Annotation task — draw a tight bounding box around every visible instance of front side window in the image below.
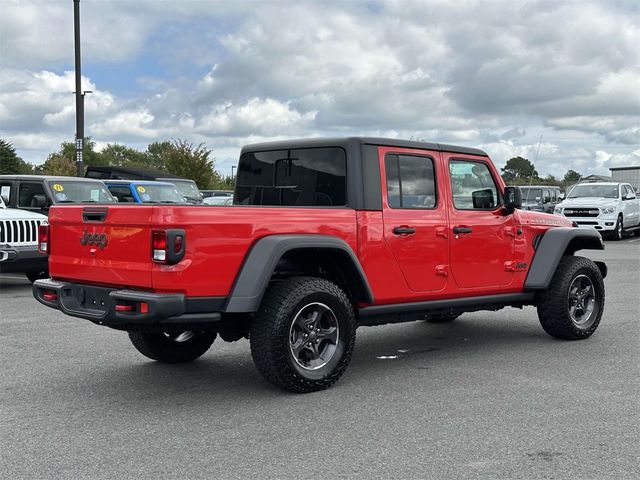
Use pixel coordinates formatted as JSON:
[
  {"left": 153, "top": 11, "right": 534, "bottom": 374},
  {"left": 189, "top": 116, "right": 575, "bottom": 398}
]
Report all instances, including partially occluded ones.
[
  {"left": 385, "top": 154, "right": 436, "bottom": 209},
  {"left": 235, "top": 147, "right": 346, "bottom": 206},
  {"left": 449, "top": 160, "right": 499, "bottom": 210}
]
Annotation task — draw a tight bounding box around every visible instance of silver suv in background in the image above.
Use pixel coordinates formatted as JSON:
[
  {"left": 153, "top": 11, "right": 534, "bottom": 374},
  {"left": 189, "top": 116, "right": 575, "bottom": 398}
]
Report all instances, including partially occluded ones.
[{"left": 519, "top": 185, "right": 562, "bottom": 214}]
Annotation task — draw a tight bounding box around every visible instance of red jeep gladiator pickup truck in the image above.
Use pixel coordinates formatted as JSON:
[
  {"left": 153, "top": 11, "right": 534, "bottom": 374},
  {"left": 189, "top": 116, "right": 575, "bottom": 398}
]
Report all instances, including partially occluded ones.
[{"left": 34, "top": 137, "right": 607, "bottom": 393}]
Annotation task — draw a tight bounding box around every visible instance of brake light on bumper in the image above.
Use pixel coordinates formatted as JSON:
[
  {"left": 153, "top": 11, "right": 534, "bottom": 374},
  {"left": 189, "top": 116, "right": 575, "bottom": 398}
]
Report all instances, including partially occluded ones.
[{"left": 38, "top": 224, "right": 49, "bottom": 254}]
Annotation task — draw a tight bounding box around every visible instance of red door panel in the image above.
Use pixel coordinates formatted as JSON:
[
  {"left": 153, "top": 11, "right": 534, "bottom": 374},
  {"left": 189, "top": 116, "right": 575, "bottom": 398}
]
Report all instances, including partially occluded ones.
[
  {"left": 380, "top": 147, "right": 449, "bottom": 293},
  {"left": 444, "top": 155, "right": 515, "bottom": 289}
]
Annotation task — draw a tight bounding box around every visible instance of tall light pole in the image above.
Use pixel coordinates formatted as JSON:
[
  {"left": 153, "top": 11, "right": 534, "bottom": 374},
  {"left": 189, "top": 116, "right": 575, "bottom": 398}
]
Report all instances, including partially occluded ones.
[
  {"left": 231, "top": 165, "right": 236, "bottom": 179},
  {"left": 73, "top": 0, "right": 84, "bottom": 177}
]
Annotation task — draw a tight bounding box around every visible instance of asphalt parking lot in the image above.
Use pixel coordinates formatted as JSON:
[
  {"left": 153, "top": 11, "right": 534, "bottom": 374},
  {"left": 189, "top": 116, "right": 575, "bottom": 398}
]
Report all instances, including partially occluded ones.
[{"left": 1, "top": 237, "right": 639, "bottom": 479}]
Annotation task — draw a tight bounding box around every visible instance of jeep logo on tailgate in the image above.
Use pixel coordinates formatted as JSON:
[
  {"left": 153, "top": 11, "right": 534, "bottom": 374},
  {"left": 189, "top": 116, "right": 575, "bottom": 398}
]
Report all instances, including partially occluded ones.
[{"left": 80, "top": 229, "right": 108, "bottom": 249}]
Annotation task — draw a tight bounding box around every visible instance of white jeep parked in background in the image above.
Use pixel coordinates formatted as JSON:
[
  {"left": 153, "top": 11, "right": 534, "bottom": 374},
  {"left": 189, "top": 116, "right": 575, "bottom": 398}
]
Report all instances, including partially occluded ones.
[
  {"left": 554, "top": 182, "right": 640, "bottom": 240},
  {"left": 0, "top": 195, "right": 49, "bottom": 281}
]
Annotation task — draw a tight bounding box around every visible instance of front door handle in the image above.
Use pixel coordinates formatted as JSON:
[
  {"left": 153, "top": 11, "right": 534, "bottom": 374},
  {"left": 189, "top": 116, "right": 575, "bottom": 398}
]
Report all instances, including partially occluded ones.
[
  {"left": 393, "top": 226, "right": 416, "bottom": 235},
  {"left": 452, "top": 226, "right": 473, "bottom": 234}
]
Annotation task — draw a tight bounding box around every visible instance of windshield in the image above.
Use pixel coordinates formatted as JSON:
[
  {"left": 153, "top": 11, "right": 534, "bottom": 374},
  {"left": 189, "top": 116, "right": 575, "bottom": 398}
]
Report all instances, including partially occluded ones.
[
  {"left": 169, "top": 180, "right": 203, "bottom": 202},
  {"left": 47, "top": 180, "right": 116, "bottom": 204},
  {"left": 521, "top": 188, "right": 543, "bottom": 203},
  {"left": 134, "top": 184, "right": 186, "bottom": 203},
  {"left": 567, "top": 185, "right": 618, "bottom": 199}
]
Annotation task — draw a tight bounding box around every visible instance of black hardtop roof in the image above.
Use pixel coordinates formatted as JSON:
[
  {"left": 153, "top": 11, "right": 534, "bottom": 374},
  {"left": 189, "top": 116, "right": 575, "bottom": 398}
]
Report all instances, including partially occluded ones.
[
  {"left": 0, "top": 174, "right": 106, "bottom": 182},
  {"left": 241, "top": 137, "right": 488, "bottom": 157},
  {"left": 85, "top": 165, "right": 187, "bottom": 180}
]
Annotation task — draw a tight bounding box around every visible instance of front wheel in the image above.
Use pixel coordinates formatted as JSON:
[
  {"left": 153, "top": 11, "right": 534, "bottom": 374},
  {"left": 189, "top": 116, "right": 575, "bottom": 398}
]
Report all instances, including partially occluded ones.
[
  {"left": 128, "top": 330, "right": 216, "bottom": 363},
  {"left": 249, "top": 277, "right": 356, "bottom": 393},
  {"left": 536, "top": 256, "right": 604, "bottom": 340},
  {"left": 611, "top": 216, "right": 623, "bottom": 240}
]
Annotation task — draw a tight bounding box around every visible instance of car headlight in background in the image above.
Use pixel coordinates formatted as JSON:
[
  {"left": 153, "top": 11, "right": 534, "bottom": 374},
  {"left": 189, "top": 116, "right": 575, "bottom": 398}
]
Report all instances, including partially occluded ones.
[{"left": 601, "top": 207, "right": 616, "bottom": 214}]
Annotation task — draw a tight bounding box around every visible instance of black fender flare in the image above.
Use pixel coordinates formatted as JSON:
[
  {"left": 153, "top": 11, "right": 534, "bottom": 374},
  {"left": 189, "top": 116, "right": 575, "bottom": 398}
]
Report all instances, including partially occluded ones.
[
  {"left": 224, "top": 235, "right": 374, "bottom": 312},
  {"left": 524, "top": 227, "right": 606, "bottom": 290}
]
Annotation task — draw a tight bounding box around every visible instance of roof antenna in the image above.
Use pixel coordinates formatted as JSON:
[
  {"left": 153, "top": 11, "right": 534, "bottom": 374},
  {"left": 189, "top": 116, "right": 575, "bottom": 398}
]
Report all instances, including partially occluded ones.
[{"left": 529, "top": 134, "right": 542, "bottom": 186}]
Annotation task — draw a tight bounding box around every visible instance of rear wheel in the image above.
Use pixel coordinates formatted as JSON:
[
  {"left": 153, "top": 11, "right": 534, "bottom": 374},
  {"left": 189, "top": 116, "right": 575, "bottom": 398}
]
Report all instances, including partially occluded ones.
[
  {"left": 250, "top": 277, "right": 356, "bottom": 393},
  {"left": 536, "top": 256, "right": 604, "bottom": 340},
  {"left": 128, "top": 330, "right": 216, "bottom": 363}
]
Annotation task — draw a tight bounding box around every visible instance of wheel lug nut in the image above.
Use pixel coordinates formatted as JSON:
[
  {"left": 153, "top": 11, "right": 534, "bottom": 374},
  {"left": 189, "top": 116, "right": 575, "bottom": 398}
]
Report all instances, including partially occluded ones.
[
  {"left": 315, "top": 339, "right": 320, "bottom": 344},
  {"left": 303, "top": 333, "right": 308, "bottom": 338},
  {"left": 307, "top": 342, "right": 312, "bottom": 347}
]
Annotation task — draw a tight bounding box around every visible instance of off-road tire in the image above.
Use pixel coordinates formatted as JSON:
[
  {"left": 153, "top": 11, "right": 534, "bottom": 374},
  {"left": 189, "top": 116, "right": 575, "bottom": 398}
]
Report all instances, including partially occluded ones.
[
  {"left": 611, "top": 215, "right": 623, "bottom": 240},
  {"left": 26, "top": 270, "right": 48, "bottom": 283},
  {"left": 424, "top": 313, "right": 461, "bottom": 323},
  {"left": 634, "top": 228, "right": 640, "bottom": 237},
  {"left": 128, "top": 330, "right": 216, "bottom": 363},
  {"left": 537, "top": 256, "right": 604, "bottom": 340},
  {"left": 249, "top": 276, "right": 356, "bottom": 393}
]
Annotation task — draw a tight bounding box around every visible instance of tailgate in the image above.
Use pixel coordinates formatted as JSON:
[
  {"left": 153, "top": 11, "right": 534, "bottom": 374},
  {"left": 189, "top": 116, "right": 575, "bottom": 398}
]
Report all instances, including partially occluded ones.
[{"left": 48, "top": 205, "right": 154, "bottom": 288}]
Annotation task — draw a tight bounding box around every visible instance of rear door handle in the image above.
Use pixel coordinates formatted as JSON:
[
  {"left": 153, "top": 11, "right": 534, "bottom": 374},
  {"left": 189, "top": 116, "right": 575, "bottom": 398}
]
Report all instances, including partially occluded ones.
[
  {"left": 452, "top": 226, "right": 473, "bottom": 234},
  {"left": 393, "top": 226, "right": 416, "bottom": 235}
]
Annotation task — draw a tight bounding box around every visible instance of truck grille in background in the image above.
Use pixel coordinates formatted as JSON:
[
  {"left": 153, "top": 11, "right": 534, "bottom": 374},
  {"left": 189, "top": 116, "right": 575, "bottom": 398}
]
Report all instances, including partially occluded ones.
[
  {"left": 0, "top": 220, "right": 43, "bottom": 246},
  {"left": 563, "top": 208, "right": 600, "bottom": 218}
]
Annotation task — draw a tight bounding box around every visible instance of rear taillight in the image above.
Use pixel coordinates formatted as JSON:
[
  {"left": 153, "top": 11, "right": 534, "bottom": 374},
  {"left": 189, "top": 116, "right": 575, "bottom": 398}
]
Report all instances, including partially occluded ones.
[
  {"left": 38, "top": 224, "right": 49, "bottom": 254},
  {"left": 151, "top": 229, "right": 186, "bottom": 265},
  {"left": 152, "top": 230, "right": 167, "bottom": 262}
]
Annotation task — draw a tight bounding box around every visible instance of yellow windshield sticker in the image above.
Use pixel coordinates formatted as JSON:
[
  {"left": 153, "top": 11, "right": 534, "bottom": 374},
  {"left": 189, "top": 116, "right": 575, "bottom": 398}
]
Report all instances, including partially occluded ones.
[
  {"left": 136, "top": 186, "right": 146, "bottom": 193},
  {"left": 53, "top": 184, "right": 64, "bottom": 192}
]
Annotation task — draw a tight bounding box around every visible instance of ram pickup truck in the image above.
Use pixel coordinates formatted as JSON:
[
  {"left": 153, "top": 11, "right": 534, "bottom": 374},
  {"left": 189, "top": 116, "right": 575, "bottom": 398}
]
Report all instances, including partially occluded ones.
[
  {"left": 34, "top": 137, "right": 608, "bottom": 393},
  {"left": 554, "top": 182, "right": 640, "bottom": 240}
]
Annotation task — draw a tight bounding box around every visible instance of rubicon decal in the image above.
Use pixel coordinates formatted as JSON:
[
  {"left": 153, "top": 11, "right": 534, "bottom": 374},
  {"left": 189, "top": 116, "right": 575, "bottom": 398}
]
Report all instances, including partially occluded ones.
[{"left": 80, "top": 229, "right": 108, "bottom": 249}]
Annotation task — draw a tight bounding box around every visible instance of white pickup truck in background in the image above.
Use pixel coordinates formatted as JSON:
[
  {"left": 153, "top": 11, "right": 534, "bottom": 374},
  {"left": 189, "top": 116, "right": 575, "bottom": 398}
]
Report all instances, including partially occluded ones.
[{"left": 554, "top": 182, "right": 640, "bottom": 240}]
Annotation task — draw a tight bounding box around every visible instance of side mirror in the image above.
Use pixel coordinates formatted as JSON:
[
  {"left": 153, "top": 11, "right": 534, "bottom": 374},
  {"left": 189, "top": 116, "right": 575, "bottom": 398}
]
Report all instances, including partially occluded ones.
[
  {"left": 625, "top": 192, "right": 636, "bottom": 200},
  {"left": 472, "top": 189, "right": 495, "bottom": 209},
  {"left": 1, "top": 194, "right": 9, "bottom": 205},
  {"left": 503, "top": 186, "right": 522, "bottom": 212}
]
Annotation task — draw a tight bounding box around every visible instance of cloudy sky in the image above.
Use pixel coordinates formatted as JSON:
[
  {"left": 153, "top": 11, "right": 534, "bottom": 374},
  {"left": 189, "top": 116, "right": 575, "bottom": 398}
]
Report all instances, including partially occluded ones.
[{"left": 1, "top": 0, "right": 638, "bottom": 177}]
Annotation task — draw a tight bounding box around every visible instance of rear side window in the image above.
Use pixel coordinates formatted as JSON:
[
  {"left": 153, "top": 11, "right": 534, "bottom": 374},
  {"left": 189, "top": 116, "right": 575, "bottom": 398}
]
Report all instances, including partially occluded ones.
[
  {"left": 235, "top": 147, "right": 346, "bottom": 206},
  {"left": 18, "top": 182, "right": 47, "bottom": 208},
  {"left": 108, "top": 186, "right": 136, "bottom": 203},
  {"left": 385, "top": 154, "right": 436, "bottom": 209}
]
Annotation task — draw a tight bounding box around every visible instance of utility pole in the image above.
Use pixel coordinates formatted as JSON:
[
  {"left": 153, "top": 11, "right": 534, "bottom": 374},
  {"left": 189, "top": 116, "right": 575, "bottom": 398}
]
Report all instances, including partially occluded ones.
[{"left": 73, "top": 0, "right": 84, "bottom": 177}]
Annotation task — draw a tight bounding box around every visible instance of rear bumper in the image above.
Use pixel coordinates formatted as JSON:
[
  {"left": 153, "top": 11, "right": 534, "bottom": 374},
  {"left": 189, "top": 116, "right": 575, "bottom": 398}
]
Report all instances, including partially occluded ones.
[
  {"left": 33, "top": 279, "right": 224, "bottom": 330},
  {"left": 0, "top": 246, "right": 48, "bottom": 273}
]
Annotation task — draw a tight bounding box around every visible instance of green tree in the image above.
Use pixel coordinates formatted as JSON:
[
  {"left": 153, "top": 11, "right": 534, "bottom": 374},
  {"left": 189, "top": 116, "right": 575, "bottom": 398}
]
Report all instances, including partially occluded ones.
[
  {"left": 0, "top": 139, "right": 33, "bottom": 174},
  {"left": 541, "top": 174, "right": 561, "bottom": 186},
  {"left": 50, "top": 137, "right": 102, "bottom": 171},
  {"left": 40, "top": 153, "right": 76, "bottom": 176},
  {"left": 98, "top": 143, "right": 151, "bottom": 168},
  {"left": 563, "top": 169, "right": 581, "bottom": 185},
  {"left": 501, "top": 156, "right": 538, "bottom": 183},
  {"left": 147, "top": 140, "right": 220, "bottom": 189},
  {"left": 211, "top": 174, "right": 235, "bottom": 191}
]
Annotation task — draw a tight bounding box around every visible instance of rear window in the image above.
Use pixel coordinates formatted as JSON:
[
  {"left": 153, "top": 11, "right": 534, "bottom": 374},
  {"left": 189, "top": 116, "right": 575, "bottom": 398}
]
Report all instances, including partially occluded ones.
[
  {"left": 46, "top": 180, "right": 115, "bottom": 204},
  {"left": 235, "top": 147, "right": 346, "bottom": 206}
]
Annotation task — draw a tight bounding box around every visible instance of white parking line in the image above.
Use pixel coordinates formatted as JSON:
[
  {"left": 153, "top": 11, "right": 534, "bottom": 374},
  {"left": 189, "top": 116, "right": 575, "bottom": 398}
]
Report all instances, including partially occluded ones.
[{"left": 0, "top": 275, "right": 27, "bottom": 280}]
